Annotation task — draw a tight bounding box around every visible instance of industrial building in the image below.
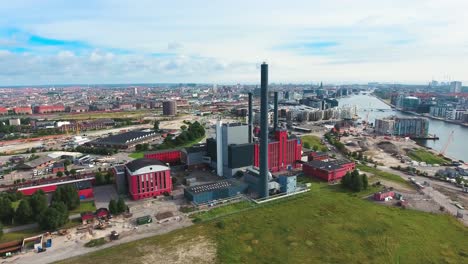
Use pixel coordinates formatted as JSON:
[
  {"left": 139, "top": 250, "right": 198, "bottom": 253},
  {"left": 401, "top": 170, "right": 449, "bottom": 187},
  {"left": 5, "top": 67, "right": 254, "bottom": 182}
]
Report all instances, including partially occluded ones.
[
  {"left": 112, "top": 165, "right": 128, "bottom": 195},
  {"left": 88, "top": 130, "right": 158, "bottom": 149},
  {"left": 145, "top": 149, "right": 181, "bottom": 165},
  {"left": 33, "top": 104, "right": 65, "bottom": 114},
  {"left": 184, "top": 179, "right": 247, "bottom": 204},
  {"left": 17, "top": 178, "right": 94, "bottom": 199},
  {"left": 253, "top": 130, "right": 302, "bottom": 172},
  {"left": 124, "top": 158, "right": 172, "bottom": 200},
  {"left": 162, "top": 101, "right": 177, "bottom": 116},
  {"left": 303, "top": 159, "right": 355, "bottom": 182},
  {"left": 181, "top": 144, "right": 208, "bottom": 169}
]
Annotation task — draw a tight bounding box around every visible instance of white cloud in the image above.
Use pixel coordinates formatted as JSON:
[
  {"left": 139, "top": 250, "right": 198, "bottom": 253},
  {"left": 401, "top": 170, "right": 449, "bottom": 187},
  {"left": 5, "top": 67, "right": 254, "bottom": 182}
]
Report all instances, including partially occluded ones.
[{"left": 0, "top": 0, "right": 468, "bottom": 85}]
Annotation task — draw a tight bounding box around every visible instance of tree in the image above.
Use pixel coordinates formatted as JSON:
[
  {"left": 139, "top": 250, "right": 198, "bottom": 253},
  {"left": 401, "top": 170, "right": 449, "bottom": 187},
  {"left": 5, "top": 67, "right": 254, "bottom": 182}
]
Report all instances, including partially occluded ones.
[
  {"left": 28, "top": 190, "right": 48, "bottom": 220},
  {"left": 0, "top": 222, "right": 3, "bottom": 240},
  {"left": 312, "top": 145, "right": 319, "bottom": 151},
  {"left": 357, "top": 152, "right": 363, "bottom": 160},
  {"left": 14, "top": 200, "right": 33, "bottom": 224},
  {"left": 456, "top": 176, "right": 463, "bottom": 185},
  {"left": 70, "top": 169, "right": 77, "bottom": 176},
  {"left": 64, "top": 159, "right": 71, "bottom": 168},
  {"left": 153, "top": 121, "right": 160, "bottom": 131},
  {"left": 56, "top": 171, "right": 63, "bottom": 177},
  {"left": 117, "top": 198, "right": 126, "bottom": 214},
  {"left": 341, "top": 172, "right": 351, "bottom": 188},
  {"left": 105, "top": 173, "right": 112, "bottom": 184},
  {"left": 108, "top": 199, "right": 118, "bottom": 214},
  {"left": 52, "top": 185, "right": 80, "bottom": 210},
  {"left": 0, "top": 198, "right": 14, "bottom": 225},
  {"left": 38, "top": 203, "right": 68, "bottom": 231},
  {"left": 95, "top": 172, "right": 104, "bottom": 185},
  {"left": 362, "top": 174, "right": 369, "bottom": 190},
  {"left": 180, "top": 125, "right": 187, "bottom": 131},
  {"left": 65, "top": 170, "right": 70, "bottom": 176},
  {"left": 352, "top": 172, "right": 363, "bottom": 192}
]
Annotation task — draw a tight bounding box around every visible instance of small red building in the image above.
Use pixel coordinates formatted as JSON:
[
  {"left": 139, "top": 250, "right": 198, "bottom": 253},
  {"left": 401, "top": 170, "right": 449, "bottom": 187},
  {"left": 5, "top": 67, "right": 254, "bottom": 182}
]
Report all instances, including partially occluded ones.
[
  {"left": 373, "top": 190, "right": 395, "bottom": 201},
  {"left": 145, "top": 150, "right": 181, "bottom": 165},
  {"left": 0, "top": 107, "right": 7, "bottom": 115},
  {"left": 13, "top": 106, "right": 32, "bottom": 115},
  {"left": 125, "top": 158, "right": 172, "bottom": 200},
  {"left": 303, "top": 159, "right": 355, "bottom": 182},
  {"left": 51, "top": 163, "right": 65, "bottom": 174},
  {"left": 308, "top": 151, "right": 329, "bottom": 161}
]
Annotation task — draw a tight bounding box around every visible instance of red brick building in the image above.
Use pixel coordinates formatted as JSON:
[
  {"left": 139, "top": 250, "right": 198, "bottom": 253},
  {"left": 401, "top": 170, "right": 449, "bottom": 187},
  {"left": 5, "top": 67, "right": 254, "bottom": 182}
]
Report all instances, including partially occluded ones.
[
  {"left": 253, "top": 130, "right": 302, "bottom": 172},
  {"left": 33, "top": 104, "right": 65, "bottom": 114},
  {"left": 308, "top": 151, "right": 329, "bottom": 161},
  {"left": 13, "top": 106, "right": 32, "bottom": 115},
  {"left": 0, "top": 107, "right": 7, "bottom": 115},
  {"left": 125, "top": 158, "right": 172, "bottom": 200},
  {"left": 303, "top": 159, "right": 355, "bottom": 182},
  {"left": 145, "top": 150, "right": 181, "bottom": 165}
]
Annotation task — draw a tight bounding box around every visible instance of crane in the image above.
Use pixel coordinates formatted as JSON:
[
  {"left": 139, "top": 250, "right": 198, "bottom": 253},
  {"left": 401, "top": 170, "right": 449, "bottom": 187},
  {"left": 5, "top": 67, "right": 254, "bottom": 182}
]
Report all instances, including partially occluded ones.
[{"left": 440, "top": 130, "right": 454, "bottom": 156}]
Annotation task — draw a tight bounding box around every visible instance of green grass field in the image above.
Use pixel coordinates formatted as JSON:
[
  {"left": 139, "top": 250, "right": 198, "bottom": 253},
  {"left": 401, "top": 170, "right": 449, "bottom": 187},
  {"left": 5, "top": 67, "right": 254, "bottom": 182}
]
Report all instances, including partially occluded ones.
[
  {"left": 59, "top": 181, "right": 467, "bottom": 264},
  {"left": 407, "top": 149, "right": 447, "bottom": 164},
  {"left": 301, "top": 135, "right": 326, "bottom": 151},
  {"left": 69, "top": 201, "right": 96, "bottom": 215},
  {"left": 357, "top": 164, "right": 411, "bottom": 187},
  {"left": 0, "top": 228, "right": 41, "bottom": 244},
  {"left": 128, "top": 152, "right": 144, "bottom": 159}
]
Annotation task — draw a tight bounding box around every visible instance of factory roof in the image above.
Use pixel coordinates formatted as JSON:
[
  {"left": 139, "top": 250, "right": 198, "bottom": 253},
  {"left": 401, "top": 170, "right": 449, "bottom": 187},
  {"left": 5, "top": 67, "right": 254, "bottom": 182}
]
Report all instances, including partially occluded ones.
[
  {"left": 184, "top": 144, "right": 206, "bottom": 153},
  {"left": 185, "top": 179, "right": 242, "bottom": 194},
  {"left": 17, "top": 156, "right": 54, "bottom": 169},
  {"left": 125, "top": 158, "right": 167, "bottom": 172},
  {"left": 95, "top": 131, "right": 156, "bottom": 145},
  {"left": 305, "top": 159, "right": 353, "bottom": 171}
]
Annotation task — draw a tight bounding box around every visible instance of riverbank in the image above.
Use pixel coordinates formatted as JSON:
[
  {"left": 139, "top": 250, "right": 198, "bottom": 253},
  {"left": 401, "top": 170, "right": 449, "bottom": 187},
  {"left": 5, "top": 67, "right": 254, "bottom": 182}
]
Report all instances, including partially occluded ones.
[{"left": 372, "top": 93, "right": 468, "bottom": 127}]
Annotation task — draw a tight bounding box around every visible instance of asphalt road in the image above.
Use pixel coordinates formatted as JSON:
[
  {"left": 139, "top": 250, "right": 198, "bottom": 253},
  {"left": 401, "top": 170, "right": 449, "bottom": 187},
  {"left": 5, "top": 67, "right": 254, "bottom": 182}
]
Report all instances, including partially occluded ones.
[{"left": 3, "top": 214, "right": 81, "bottom": 234}]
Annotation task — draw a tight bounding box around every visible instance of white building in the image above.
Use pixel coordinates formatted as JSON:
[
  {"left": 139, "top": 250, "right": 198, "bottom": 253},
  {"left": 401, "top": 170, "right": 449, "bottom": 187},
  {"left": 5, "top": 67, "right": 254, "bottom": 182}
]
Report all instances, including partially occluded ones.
[{"left": 450, "top": 81, "right": 462, "bottom": 93}]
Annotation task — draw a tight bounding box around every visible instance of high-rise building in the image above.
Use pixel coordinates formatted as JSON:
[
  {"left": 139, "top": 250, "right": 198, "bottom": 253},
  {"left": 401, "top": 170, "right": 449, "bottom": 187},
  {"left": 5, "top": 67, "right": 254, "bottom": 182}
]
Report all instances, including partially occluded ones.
[
  {"left": 162, "top": 101, "right": 177, "bottom": 116},
  {"left": 450, "top": 81, "right": 462, "bottom": 93},
  {"left": 375, "top": 116, "right": 429, "bottom": 138}
]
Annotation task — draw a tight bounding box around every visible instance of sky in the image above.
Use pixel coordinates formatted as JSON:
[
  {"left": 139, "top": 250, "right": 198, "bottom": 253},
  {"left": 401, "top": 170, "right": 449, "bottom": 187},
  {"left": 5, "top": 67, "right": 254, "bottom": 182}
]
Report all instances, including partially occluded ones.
[{"left": 0, "top": 0, "right": 467, "bottom": 86}]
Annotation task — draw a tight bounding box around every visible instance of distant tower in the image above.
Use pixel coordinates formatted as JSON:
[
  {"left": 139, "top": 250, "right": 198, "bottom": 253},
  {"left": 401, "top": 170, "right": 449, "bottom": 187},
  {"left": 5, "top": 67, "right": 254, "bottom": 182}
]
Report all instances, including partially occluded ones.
[
  {"left": 134, "top": 87, "right": 138, "bottom": 95},
  {"left": 162, "top": 101, "right": 177, "bottom": 116}
]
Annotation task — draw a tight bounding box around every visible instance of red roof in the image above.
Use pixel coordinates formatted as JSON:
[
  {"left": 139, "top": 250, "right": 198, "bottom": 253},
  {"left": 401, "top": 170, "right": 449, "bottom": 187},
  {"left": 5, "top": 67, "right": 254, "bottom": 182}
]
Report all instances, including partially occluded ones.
[{"left": 0, "top": 107, "right": 7, "bottom": 113}]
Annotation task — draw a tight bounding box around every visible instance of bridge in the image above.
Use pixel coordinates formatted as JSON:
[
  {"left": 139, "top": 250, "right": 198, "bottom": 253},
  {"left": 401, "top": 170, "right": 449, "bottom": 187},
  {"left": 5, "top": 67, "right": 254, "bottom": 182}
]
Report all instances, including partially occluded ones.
[{"left": 358, "top": 108, "right": 394, "bottom": 112}]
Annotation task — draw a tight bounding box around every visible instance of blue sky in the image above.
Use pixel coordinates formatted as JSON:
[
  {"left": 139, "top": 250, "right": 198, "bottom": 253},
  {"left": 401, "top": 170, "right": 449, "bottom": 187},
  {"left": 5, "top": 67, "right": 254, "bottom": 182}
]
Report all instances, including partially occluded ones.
[{"left": 0, "top": 0, "right": 467, "bottom": 85}]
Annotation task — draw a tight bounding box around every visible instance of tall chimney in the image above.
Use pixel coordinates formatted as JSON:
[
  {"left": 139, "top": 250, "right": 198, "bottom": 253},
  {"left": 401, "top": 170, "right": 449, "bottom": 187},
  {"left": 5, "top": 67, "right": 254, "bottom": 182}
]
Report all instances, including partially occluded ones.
[
  {"left": 273, "top": 91, "right": 278, "bottom": 131},
  {"left": 259, "top": 62, "right": 269, "bottom": 198},
  {"left": 248, "top": 92, "right": 253, "bottom": 143}
]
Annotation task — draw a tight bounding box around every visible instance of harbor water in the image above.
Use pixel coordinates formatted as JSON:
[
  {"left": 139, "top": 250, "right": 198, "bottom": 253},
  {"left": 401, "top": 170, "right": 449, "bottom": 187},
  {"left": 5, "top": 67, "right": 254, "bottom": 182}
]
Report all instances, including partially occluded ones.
[{"left": 338, "top": 94, "right": 468, "bottom": 161}]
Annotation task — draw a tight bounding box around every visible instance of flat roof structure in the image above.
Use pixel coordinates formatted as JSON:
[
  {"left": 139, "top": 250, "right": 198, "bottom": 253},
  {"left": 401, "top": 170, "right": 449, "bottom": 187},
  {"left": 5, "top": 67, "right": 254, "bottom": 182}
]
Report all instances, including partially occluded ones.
[{"left": 185, "top": 179, "right": 242, "bottom": 194}]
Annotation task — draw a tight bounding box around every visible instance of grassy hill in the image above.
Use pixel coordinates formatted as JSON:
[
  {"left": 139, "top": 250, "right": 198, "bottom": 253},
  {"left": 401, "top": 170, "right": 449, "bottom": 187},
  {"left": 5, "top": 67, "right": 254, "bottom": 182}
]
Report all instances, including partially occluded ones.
[{"left": 59, "top": 180, "right": 468, "bottom": 264}]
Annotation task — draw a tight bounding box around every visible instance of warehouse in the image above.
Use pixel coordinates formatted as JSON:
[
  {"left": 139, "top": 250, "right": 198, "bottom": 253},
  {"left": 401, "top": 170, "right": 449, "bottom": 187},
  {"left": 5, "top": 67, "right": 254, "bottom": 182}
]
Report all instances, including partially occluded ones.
[
  {"left": 125, "top": 158, "right": 172, "bottom": 200},
  {"left": 184, "top": 179, "right": 247, "bottom": 204},
  {"left": 145, "top": 149, "right": 181, "bottom": 165},
  {"left": 17, "top": 178, "right": 94, "bottom": 199},
  {"left": 303, "top": 159, "right": 355, "bottom": 182},
  {"left": 181, "top": 144, "right": 208, "bottom": 169},
  {"left": 88, "top": 130, "right": 158, "bottom": 149}
]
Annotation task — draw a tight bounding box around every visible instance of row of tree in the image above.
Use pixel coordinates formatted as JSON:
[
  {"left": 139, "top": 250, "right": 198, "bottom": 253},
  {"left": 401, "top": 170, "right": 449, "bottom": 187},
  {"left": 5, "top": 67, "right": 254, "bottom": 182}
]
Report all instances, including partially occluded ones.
[
  {"left": 95, "top": 171, "right": 114, "bottom": 185},
  {"left": 159, "top": 121, "right": 205, "bottom": 149},
  {"left": 341, "top": 169, "right": 369, "bottom": 192},
  {"left": 108, "top": 198, "right": 127, "bottom": 215},
  {"left": 0, "top": 185, "right": 80, "bottom": 230},
  {"left": 75, "top": 146, "right": 118, "bottom": 155}
]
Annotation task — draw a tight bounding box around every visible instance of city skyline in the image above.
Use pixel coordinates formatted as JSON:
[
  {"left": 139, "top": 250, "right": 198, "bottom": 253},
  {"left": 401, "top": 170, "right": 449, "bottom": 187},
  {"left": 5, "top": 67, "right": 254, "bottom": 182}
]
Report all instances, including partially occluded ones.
[{"left": 1, "top": 0, "right": 468, "bottom": 85}]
